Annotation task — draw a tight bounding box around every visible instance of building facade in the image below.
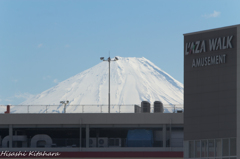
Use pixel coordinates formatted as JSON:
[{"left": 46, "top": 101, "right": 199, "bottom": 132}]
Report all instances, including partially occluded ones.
[
  {"left": 0, "top": 112, "right": 183, "bottom": 159},
  {"left": 184, "top": 24, "right": 240, "bottom": 159}
]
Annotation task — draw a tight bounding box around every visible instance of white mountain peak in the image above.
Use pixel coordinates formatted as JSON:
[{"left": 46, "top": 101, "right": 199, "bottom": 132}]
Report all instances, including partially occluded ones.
[{"left": 15, "top": 57, "right": 183, "bottom": 113}]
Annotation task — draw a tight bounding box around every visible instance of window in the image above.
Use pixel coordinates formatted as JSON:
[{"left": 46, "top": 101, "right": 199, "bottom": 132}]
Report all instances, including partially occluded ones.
[
  {"left": 186, "top": 138, "right": 236, "bottom": 158},
  {"left": 222, "top": 138, "right": 229, "bottom": 156},
  {"left": 230, "top": 138, "right": 236, "bottom": 156},
  {"left": 201, "top": 140, "right": 207, "bottom": 157},
  {"left": 208, "top": 139, "right": 214, "bottom": 157},
  {"left": 195, "top": 140, "right": 200, "bottom": 158},
  {"left": 215, "top": 139, "right": 222, "bottom": 157},
  {"left": 189, "top": 141, "right": 194, "bottom": 158}
]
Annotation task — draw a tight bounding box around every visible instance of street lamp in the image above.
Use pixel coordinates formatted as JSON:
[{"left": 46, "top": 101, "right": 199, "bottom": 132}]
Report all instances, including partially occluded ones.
[
  {"left": 100, "top": 56, "right": 118, "bottom": 113},
  {"left": 60, "top": 100, "right": 69, "bottom": 113}
]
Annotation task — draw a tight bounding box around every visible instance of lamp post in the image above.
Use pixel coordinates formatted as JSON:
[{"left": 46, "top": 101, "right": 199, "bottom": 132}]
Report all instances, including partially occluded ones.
[
  {"left": 60, "top": 100, "right": 69, "bottom": 113},
  {"left": 100, "top": 56, "right": 118, "bottom": 113}
]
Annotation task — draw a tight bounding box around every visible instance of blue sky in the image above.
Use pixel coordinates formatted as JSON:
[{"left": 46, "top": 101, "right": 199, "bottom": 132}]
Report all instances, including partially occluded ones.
[{"left": 0, "top": 0, "right": 240, "bottom": 105}]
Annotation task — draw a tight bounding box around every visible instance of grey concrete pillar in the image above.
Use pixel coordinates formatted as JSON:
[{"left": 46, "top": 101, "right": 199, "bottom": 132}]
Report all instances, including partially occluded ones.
[
  {"left": 79, "top": 119, "right": 82, "bottom": 150},
  {"left": 9, "top": 124, "right": 13, "bottom": 148},
  {"left": 163, "top": 124, "right": 166, "bottom": 147},
  {"left": 96, "top": 130, "right": 99, "bottom": 147},
  {"left": 86, "top": 124, "right": 89, "bottom": 148}
]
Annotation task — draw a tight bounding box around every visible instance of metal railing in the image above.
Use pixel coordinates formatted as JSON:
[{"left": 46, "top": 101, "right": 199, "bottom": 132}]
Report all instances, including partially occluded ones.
[{"left": 0, "top": 104, "right": 183, "bottom": 114}]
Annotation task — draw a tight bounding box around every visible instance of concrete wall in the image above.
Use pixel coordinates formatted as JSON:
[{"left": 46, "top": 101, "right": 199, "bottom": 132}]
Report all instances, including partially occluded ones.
[{"left": 0, "top": 113, "right": 183, "bottom": 125}]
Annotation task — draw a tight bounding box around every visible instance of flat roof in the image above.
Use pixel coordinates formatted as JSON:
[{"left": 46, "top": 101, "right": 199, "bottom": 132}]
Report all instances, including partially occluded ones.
[{"left": 183, "top": 24, "right": 240, "bottom": 36}]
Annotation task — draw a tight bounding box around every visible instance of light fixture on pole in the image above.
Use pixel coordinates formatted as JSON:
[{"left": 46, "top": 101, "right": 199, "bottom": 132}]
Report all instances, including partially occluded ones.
[
  {"left": 100, "top": 56, "right": 118, "bottom": 113},
  {"left": 60, "top": 100, "right": 69, "bottom": 113}
]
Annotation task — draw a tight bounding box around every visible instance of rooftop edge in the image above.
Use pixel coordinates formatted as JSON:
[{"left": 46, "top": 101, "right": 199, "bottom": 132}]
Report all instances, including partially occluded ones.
[{"left": 183, "top": 24, "right": 240, "bottom": 36}]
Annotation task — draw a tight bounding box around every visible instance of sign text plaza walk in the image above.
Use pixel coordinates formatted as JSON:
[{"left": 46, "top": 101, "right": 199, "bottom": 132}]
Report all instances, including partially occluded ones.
[{"left": 185, "top": 35, "right": 234, "bottom": 68}]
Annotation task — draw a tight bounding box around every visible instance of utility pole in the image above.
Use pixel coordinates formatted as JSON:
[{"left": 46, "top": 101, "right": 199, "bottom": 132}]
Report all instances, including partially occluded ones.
[
  {"left": 60, "top": 100, "right": 69, "bottom": 113},
  {"left": 100, "top": 56, "right": 118, "bottom": 113}
]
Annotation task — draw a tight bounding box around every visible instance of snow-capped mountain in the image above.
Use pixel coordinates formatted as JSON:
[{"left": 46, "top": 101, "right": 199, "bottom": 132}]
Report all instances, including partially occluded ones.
[{"left": 12, "top": 57, "right": 183, "bottom": 113}]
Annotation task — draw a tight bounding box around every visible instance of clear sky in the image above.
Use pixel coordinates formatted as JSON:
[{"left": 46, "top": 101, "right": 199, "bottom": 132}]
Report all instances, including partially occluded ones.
[{"left": 0, "top": 0, "right": 240, "bottom": 105}]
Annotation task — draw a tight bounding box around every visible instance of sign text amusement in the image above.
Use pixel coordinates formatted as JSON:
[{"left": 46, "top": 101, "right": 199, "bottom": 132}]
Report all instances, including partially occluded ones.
[{"left": 185, "top": 35, "right": 233, "bottom": 68}]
